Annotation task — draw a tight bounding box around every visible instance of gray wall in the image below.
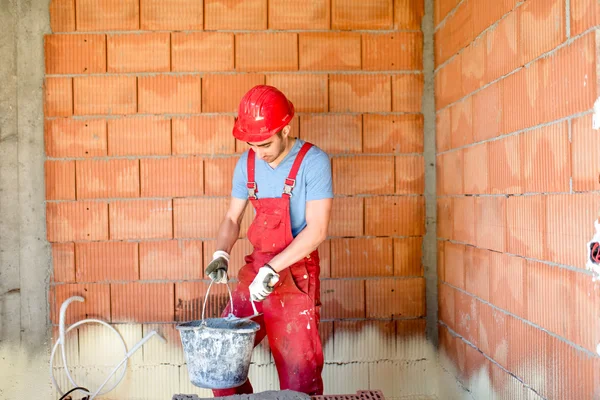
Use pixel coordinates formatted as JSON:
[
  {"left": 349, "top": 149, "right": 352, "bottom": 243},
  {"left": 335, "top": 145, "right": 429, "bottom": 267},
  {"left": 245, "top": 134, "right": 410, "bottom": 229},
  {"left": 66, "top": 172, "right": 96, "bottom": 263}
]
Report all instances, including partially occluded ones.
[{"left": 0, "top": 0, "right": 51, "bottom": 351}]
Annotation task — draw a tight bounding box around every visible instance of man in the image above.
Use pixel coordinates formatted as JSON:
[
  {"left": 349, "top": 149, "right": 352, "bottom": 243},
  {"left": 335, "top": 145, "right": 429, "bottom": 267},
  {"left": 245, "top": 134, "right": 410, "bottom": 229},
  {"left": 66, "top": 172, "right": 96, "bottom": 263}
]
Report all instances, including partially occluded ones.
[{"left": 204, "top": 85, "right": 333, "bottom": 396}]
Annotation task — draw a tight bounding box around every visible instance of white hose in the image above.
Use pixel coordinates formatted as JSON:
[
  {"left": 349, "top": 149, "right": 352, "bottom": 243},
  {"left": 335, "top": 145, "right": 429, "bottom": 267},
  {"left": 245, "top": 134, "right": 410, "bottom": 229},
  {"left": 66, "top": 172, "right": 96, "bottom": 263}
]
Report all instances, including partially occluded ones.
[{"left": 50, "top": 295, "right": 166, "bottom": 399}]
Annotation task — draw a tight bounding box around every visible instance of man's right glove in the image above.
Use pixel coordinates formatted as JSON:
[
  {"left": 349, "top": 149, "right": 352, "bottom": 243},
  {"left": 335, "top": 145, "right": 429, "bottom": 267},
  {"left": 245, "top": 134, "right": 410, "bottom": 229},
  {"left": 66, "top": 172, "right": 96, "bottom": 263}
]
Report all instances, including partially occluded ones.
[{"left": 205, "top": 250, "right": 229, "bottom": 283}]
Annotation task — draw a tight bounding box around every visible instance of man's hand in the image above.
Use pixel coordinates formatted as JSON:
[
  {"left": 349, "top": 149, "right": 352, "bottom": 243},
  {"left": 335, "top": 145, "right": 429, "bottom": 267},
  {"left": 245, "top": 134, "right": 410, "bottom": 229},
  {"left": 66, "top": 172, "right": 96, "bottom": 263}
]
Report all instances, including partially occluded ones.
[
  {"left": 249, "top": 265, "right": 280, "bottom": 302},
  {"left": 205, "top": 250, "right": 229, "bottom": 283}
]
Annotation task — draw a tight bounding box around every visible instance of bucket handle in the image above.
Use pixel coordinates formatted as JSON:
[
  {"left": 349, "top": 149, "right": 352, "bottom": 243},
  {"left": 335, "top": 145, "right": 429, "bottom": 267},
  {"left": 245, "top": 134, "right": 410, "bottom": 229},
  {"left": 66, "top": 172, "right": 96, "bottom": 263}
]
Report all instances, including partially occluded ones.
[{"left": 201, "top": 280, "right": 234, "bottom": 324}]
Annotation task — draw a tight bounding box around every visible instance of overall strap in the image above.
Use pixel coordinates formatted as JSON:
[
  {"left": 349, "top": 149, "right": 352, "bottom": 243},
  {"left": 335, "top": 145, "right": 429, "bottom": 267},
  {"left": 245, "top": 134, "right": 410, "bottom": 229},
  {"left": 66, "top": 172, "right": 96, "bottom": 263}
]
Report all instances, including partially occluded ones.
[
  {"left": 283, "top": 142, "right": 313, "bottom": 197},
  {"left": 247, "top": 149, "right": 257, "bottom": 199}
]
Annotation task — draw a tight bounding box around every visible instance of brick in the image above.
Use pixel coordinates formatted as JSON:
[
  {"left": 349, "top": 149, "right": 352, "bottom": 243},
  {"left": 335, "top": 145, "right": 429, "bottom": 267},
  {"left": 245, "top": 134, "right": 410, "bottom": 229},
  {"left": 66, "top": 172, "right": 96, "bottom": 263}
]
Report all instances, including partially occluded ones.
[
  {"left": 330, "top": 238, "right": 393, "bottom": 278},
  {"left": 332, "top": 156, "right": 394, "bottom": 195},
  {"left": 437, "top": 150, "right": 463, "bottom": 195},
  {"left": 506, "top": 195, "right": 546, "bottom": 260},
  {"left": 52, "top": 283, "right": 110, "bottom": 324},
  {"left": 569, "top": 271, "right": 600, "bottom": 352},
  {"left": 140, "top": 240, "right": 203, "bottom": 280},
  {"left": 74, "top": 76, "right": 136, "bottom": 116},
  {"left": 174, "top": 198, "right": 253, "bottom": 239},
  {"left": 485, "top": 10, "right": 519, "bottom": 84},
  {"left": 46, "top": 201, "right": 108, "bottom": 242},
  {"left": 76, "top": 0, "right": 139, "bottom": 31},
  {"left": 140, "top": 0, "right": 203, "bottom": 30},
  {"left": 487, "top": 135, "right": 521, "bottom": 194},
  {"left": 538, "top": 32, "right": 597, "bottom": 125},
  {"left": 329, "top": 75, "right": 391, "bottom": 113},
  {"left": 474, "top": 197, "right": 506, "bottom": 253},
  {"left": 521, "top": 122, "right": 571, "bottom": 193},
  {"left": 107, "top": 116, "right": 171, "bottom": 157},
  {"left": 172, "top": 32, "right": 233, "bottom": 72},
  {"left": 435, "top": 0, "right": 460, "bottom": 26},
  {"left": 44, "top": 34, "right": 106, "bottom": 74},
  {"left": 204, "top": 157, "right": 238, "bottom": 196},
  {"left": 205, "top": 0, "right": 267, "bottom": 30},
  {"left": 329, "top": 197, "right": 363, "bottom": 237},
  {"left": 45, "top": 160, "right": 75, "bottom": 201},
  {"left": 546, "top": 193, "right": 599, "bottom": 267},
  {"left": 112, "top": 282, "right": 174, "bottom": 323},
  {"left": 269, "top": 0, "right": 330, "bottom": 29},
  {"left": 320, "top": 279, "right": 365, "bottom": 319},
  {"left": 44, "top": 77, "right": 72, "bottom": 117},
  {"left": 435, "top": 55, "right": 462, "bottom": 110},
  {"left": 50, "top": 0, "right": 75, "bottom": 32},
  {"left": 394, "top": 0, "right": 424, "bottom": 30},
  {"left": 107, "top": 33, "right": 170, "bottom": 73},
  {"left": 175, "top": 281, "right": 238, "bottom": 321},
  {"left": 450, "top": 96, "right": 473, "bottom": 149},
  {"left": 472, "top": 0, "right": 516, "bottom": 38},
  {"left": 438, "top": 283, "right": 455, "bottom": 327},
  {"left": 138, "top": 75, "right": 202, "bottom": 114},
  {"left": 51, "top": 243, "right": 75, "bottom": 283},
  {"left": 45, "top": 119, "right": 107, "bottom": 158},
  {"left": 366, "top": 278, "right": 425, "bottom": 318},
  {"left": 571, "top": 0, "right": 600, "bottom": 36},
  {"left": 201, "top": 74, "right": 265, "bottom": 113},
  {"left": 363, "top": 114, "right": 424, "bottom": 154},
  {"left": 454, "top": 290, "right": 479, "bottom": 344},
  {"left": 434, "top": 0, "right": 473, "bottom": 66},
  {"left": 140, "top": 157, "right": 203, "bottom": 197},
  {"left": 172, "top": 115, "right": 235, "bottom": 155},
  {"left": 464, "top": 247, "right": 489, "bottom": 302},
  {"left": 519, "top": 0, "right": 565, "bottom": 65},
  {"left": 444, "top": 242, "right": 464, "bottom": 289},
  {"left": 298, "top": 33, "right": 360, "bottom": 71},
  {"left": 526, "top": 261, "right": 569, "bottom": 339},
  {"left": 363, "top": 33, "right": 423, "bottom": 71},
  {"left": 300, "top": 115, "right": 361, "bottom": 154},
  {"left": 461, "top": 35, "right": 485, "bottom": 96},
  {"left": 332, "top": 320, "right": 396, "bottom": 362},
  {"left": 265, "top": 74, "right": 328, "bottom": 112},
  {"left": 436, "top": 108, "right": 451, "bottom": 152},
  {"left": 76, "top": 159, "right": 140, "bottom": 199},
  {"left": 203, "top": 239, "right": 253, "bottom": 280},
  {"left": 365, "top": 196, "right": 425, "bottom": 236},
  {"left": 109, "top": 200, "right": 173, "bottom": 240},
  {"left": 472, "top": 82, "right": 502, "bottom": 142},
  {"left": 75, "top": 242, "right": 138, "bottom": 282},
  {"left": 453, "top": 196, "right": 475, "bottom": 244},
  {"left": 395, "top": 155, "right": 424, "bottom": 194},
  {"left": 437, "top": 197, "right": 453, "bottom": 240},
  {"left": 332, "top": 0, "right": 393, "bottom": 30},
  {"left": 490, "top": 252, "right": 526, "bottom": 317},
  {"left": 394, "top": 237, "right": 423, "bottom": 276},
  {"left": 463, "top": 143, "right": 488, "bottom": 194},
  {"left": 572, "top": 115, "right": 600, "bottom": 191},
  {"left": 236, "top": 33, "right": 298, "bottom": 72},
  {"left": 318, "top": 240, "right": 331, "bottom": 278},
  {"left": 391, "top": 74, "right": 423, "bottom": 113}
]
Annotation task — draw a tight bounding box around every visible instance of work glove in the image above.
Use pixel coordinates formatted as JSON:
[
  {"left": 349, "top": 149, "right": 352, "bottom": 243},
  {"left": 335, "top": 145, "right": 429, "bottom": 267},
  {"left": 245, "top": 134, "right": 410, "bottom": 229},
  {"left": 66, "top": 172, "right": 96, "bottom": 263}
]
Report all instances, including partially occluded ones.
[
  {"left": 205, "top": 250, "right": 229, "bottom": 284},
  {"left": 249, "top": 265, "right": 280, "bottom": 302}
]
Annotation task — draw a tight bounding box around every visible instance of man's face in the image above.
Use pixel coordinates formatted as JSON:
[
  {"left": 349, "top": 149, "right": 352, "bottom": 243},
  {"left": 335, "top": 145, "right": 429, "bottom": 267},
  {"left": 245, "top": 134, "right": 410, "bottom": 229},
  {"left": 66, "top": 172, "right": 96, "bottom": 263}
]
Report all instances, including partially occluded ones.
[{"left": 247, "top": 131, "right": 286, "bottom": 163}]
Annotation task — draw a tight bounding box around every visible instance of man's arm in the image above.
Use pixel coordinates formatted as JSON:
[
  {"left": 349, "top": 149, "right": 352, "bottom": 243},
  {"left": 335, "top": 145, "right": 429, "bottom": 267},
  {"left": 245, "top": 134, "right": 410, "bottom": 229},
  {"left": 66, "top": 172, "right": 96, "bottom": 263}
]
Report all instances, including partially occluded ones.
[
  {"left": 215, "top": 197, "right": 248, "bottom": 254},
  {"left": 266, "top": 197, "right": 332, "bottom": 273}
]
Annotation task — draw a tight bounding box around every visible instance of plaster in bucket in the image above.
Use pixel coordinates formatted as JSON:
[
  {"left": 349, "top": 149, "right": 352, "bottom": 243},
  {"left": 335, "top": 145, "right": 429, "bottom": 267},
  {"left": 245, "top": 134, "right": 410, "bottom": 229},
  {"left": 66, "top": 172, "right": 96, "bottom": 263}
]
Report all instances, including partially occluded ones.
[{"left": 177, "top": 281, "right": 261, "bottom": 390}]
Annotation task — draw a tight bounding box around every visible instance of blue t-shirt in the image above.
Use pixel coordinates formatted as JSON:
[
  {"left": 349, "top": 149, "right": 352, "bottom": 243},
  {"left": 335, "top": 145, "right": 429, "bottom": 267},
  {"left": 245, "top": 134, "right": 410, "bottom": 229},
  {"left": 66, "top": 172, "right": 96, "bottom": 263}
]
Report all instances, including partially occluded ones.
[{"left": 231, "top": 139, "right": 333, "bottom": 237}]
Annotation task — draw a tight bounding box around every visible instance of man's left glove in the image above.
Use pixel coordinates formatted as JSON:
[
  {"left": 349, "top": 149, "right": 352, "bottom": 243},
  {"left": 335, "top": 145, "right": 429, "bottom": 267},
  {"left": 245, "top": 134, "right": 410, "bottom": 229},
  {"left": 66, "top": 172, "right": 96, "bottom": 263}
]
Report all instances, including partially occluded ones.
[
  {"left": 249, "top": 265, "right": 280, "bottom": 302},
  {"left": 205, "top": 250, "right": 229, "bottom": 283}
]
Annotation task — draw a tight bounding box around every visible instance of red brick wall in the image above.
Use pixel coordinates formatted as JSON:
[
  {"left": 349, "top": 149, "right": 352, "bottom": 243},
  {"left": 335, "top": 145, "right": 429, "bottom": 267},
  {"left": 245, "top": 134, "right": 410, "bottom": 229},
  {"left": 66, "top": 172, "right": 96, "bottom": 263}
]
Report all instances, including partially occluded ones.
[
  {"left": 435, "top": 0, "right": 600, "bottom": 397},
  {"left": 44, "top": 0, "right": 427, "bottom": 392}
]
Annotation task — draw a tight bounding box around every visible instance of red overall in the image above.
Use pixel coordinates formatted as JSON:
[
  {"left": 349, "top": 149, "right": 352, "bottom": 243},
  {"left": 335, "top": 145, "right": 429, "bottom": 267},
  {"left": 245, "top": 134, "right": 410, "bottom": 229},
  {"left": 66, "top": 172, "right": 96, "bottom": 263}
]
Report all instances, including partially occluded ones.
[{"left": 212, "top": 142, "right": 324, "bottom": 397}]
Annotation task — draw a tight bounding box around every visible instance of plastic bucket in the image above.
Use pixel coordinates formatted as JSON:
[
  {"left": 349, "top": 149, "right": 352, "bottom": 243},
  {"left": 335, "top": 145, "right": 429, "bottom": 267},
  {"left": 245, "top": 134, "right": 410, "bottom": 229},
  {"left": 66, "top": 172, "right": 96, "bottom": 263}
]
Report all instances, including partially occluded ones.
[{"left": 176, "top": 282, "right": 260, "bottom": 389}]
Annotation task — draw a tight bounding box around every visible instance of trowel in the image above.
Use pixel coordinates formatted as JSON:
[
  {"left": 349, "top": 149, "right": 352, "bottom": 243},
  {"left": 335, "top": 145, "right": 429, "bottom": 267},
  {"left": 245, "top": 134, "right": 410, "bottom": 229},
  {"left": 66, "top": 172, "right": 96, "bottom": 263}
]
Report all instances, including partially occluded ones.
[{"left": 229, "top": 274, "right": 279, "bottom": 322}]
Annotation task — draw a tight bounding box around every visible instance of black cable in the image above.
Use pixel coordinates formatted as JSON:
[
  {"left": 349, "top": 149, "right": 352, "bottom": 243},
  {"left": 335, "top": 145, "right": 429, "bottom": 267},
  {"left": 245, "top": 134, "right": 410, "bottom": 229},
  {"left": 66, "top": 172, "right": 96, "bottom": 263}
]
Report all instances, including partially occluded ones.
[{"left": 58, "top": 386, "right": 89, "bottom": 400}]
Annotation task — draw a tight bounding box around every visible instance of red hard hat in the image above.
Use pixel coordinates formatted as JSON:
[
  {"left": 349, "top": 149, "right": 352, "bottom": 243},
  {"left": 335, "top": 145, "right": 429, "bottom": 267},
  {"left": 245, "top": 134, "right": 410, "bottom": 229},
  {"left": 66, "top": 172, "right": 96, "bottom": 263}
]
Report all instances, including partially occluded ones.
[{"left": 232, "top": 85, "right": 295, "bottom": 143}]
